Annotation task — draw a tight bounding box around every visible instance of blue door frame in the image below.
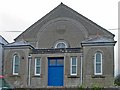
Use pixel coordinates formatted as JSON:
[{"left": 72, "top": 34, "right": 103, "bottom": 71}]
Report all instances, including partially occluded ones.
[{"left": 48, "top": 57, "right": 64, "bottom": 86}]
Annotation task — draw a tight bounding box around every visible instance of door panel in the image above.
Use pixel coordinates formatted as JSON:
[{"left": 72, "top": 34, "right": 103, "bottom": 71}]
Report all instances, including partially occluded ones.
[{"left": 48, "top": 57, "right": 64, "bottom": 86}]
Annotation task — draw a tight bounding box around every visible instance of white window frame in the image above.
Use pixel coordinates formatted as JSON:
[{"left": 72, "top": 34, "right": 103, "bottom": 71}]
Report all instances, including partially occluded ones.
[
  {"left": 70, "top": 56, "right": 77, "bottom": 75},
  {"left": 13, "top": 54, "right": 20, "bottom": 75},
  {"left": 94, "top": 52, "right": 102, "bottom": 75},
  {"left": 55, "top": 42, "right": 67, "bottom": 48},
  {"left": 34, "top": 57, "right": 41, "bottom": 76}
]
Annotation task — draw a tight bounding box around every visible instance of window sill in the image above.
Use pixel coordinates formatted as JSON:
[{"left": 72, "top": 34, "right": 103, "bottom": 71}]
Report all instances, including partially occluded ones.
[
  {"left": 92, "top": 75, "right": 105, "bottom": 78},
  {"left": 67, "top": 75, "right": 79, "bottom": 78},
  {"left": 32, "top": 75, "right": 42, "bottom": 78},
  {"left": 9, "top": 75, "right": 20, "bottom": 77}
]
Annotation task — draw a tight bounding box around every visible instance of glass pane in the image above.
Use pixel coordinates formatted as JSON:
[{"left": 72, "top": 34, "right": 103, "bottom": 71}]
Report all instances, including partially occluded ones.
[
  {"left": 72, "top": 57, "right": 76, "bottom": 65},
  {"left": 96, "top": 63, "right": 101, "bottom": 73},
  {"left": 57, "top": 43, "right": 66, "bottom": 48},
  {"left": 57, "top": 59, "right": 64, "bottom": 65},
  {"left": 50, "top": 59, "right": 56, "bottom": 65},
  {"left": 15, "top": 55, "right": 19, "bottom": 61},
  {"left": 72, "top": 66, "right": 76, "bottom": 74},
  {"left": 36, "top": 59, "right": 40, "bottom": 66},
  {"left": 96, "top": 52, "right": 101, "bottom": 62},
  {"left": 15, "top": 65, "right": 19, "bottom": 73},
  {"left": 15, "top": 56, "right": 19, "bottom": 65},
  {"left": 36, "top": 67, "right": 40, "bottom": 74}
]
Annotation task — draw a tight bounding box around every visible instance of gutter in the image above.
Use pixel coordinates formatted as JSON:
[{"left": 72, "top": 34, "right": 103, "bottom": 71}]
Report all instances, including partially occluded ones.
[{"left": 4, "top": 45, "right": 35, "bottom": 49}]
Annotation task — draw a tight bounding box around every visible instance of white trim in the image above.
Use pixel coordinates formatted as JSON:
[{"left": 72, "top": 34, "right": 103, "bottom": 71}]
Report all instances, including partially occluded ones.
[
  {"left": 28, "top": 54, "right": 32, "bottom": 86},
  {"left": 70, "top": 56, "right": 77, "bottom": 76},
  {"left": 94, "top": 52, "right": 102, "bottom": 75},
  {"left": 34, "top": 57, "right": 41, "bottom": 76},
  {"left": 55, "top": 42, "right": 68, "bottom": 48},
  {"left": 13, "top": 54, "right": 19, "bottom": 75},
  {"left": 80, "top": 54, "right": 83, "bottom": 85}
]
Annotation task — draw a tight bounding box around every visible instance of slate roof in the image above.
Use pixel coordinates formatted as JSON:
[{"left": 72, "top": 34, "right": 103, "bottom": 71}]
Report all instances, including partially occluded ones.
[
  {"left": 5, "top": 40, "right": 34, "bottom": 48},
  {"left": 82, "top": 36, "right": 114, "bottom": 43},
  {"left": 81, "top": 36, "right": 116, "bottom": 46},
  {"left": 14, "top": 3, "right": 115, "bottom": 41},
  {"left": 0, "top": 35, "right": 8, "bottom": 45}
]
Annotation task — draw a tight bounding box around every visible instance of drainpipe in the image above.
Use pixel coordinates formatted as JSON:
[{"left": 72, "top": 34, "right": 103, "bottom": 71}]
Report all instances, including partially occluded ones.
[
  {"left": 2, "top": 44, "right": 4, "bottom": 88},
  {"left": 80, "top": 53, "right": 83, "bottom": 85},
  {"left": 28, "top": 54, "right": 32, "bottom": 87}
]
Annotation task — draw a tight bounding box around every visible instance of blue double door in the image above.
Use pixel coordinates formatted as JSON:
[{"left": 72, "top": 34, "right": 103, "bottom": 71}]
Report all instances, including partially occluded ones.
[{"left": 48, "top": 57, "right": 64, "bottom": 86}]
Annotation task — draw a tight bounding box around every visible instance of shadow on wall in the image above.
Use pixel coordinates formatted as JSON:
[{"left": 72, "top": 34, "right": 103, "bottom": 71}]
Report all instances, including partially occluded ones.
[{"left": 0, "top": 76, "right": 11, "bottom": 89}]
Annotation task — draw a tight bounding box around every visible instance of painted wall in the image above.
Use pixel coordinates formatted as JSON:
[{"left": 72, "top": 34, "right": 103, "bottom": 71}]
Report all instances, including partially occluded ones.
[
  {"left": 0, "top": 36, "right": 8, "bottom": 75},
  {"left": 3, "top": 48, "right": 30, "bottom": 88},
  {"left": 83, "top": 46, "right": 114, "bottom": 87},
  {"left": 0, "top": 36, "right": 8, "bottom": 88}
]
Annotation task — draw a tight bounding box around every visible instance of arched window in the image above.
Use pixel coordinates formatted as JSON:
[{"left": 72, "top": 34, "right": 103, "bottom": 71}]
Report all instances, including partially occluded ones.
[
  {"left": 13, "top": 54, "right": 20, "bottom": 75},
  {"left": 94, "top": 51, "right": 102, "bottom": 75},
  {"left": 55, "top": 42, "right": 67, "bottom": 48}
]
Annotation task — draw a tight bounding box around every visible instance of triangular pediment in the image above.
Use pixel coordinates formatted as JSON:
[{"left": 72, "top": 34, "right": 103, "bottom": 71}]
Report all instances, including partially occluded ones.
[{"left": 15, "top": 3, "right": 115, "bottom": 41}]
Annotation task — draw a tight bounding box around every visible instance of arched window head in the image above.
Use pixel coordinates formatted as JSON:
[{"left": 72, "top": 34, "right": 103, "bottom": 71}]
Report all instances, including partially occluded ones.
[
  {"left": 13, "top": 54, "right": 20, "bottom": 75},
  {"left": 94, "top": 51, "right": 102, "bottom": 75},
  {"left": 55, "top": 42, "right": 68, "bottom": 48}
]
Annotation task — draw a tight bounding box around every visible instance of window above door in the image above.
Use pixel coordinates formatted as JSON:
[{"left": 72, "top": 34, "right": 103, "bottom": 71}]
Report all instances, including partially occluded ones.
[
  {"left": 54, "top": 40, "right": 69, "bottom": 48},
  {"left": 55, "top": 42, "right": 67, "bottom": 48}
]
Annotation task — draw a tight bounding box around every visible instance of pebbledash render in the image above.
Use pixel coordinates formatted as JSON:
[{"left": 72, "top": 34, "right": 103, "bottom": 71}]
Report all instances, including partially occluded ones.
[{"left": 3, "top": 3, "right": 116, "bottom": 88}]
